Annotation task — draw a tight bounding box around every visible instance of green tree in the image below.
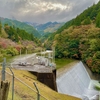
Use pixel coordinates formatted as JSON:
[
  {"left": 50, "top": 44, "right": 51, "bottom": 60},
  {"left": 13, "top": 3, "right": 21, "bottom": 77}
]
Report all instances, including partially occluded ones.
[
  {"left": 83, "top": 17, "right": 91, "bottom": 25},
  {"left": 96, "top": 12, "right": 100, "bottom": 27},
  {"left": 73, "top": 16, "right": 81, "bottom": 26},
  {"left": 15, "top": 33, "right": 19, "bottom": 42},
  {"left": 90, "top": 9, "right": 97, "bottom": 20}
]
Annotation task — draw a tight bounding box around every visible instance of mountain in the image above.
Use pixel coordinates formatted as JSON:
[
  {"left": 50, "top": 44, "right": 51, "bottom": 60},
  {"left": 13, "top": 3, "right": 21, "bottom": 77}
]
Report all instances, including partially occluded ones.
[
  {"left": 26, "top": 21, "right": 64, "bottom": 36},
  {"left": 0, "top": 22, "right": 41, "bottom": 62},
  {"left": 54, "top": 1, "right": 100, "bottom": 34},
  {"left": 0, "top": 18, "right": 41, "bottom": 38},
  {"left": 45, "top": 1, "right": 100, "bottom": 73},
  {"left": 25, "top": 22, "right": 39, "bottom": 27}
]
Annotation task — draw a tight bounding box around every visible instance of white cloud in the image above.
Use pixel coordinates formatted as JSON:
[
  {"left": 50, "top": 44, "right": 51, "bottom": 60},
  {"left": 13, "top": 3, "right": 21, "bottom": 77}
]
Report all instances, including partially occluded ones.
[
  {"left": 44, "top": 2, "right": 69, "bottom": 11},
  {"left": 0, "top": 0, "right": 99, "bottom": 23}
]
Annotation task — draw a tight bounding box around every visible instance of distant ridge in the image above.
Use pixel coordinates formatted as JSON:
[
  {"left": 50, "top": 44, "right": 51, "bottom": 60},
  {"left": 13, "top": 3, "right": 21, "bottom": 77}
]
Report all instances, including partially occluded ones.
[
  {"left": 25, "top": 21, "right": 64, "bottom": 36},
  {"left": 0, "top": 17, "right": 41, "bottom": 38}
]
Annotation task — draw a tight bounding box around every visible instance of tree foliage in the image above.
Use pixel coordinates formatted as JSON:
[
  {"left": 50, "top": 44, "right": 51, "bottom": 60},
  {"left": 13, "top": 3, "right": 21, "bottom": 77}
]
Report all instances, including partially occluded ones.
[
  {"left": 1, "top": 18, "right": 41, "bottom": 38},
  {"left": 96, "top": 12, "right": 100, "bottom": 27},
  {"left": 0, "top": 23, "right": 42, "bottom": 61},
  {"left": 44, "top": 1, "right": 100, "bottom": 73},
  {"left": 45, "top": 1, "right": 100, "bottom": 46},
  {"left": 82, "top": 17, "right": 91, "bottom": 25},
  {"left": 53, "top": 25, "right": 100, "bottom": 73},
  {"left": 4, "top": 24, "right": 39, "bottom": 43}
]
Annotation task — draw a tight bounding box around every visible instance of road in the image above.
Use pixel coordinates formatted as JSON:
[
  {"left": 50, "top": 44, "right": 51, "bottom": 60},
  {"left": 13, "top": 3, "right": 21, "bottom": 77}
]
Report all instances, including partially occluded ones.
[{"left": 12, "top": 53, "right": 37, "bottom": 64}]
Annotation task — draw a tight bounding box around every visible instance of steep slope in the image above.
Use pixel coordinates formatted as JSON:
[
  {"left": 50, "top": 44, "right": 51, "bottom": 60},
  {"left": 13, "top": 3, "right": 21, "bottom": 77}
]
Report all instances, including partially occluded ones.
[
  {"left": 0, "top": 23, "right": 41, "bottom": 62},
  {"left": 26, "top": 21, "right": 64, "bottom": 36},
  {"left": 45, "top": 1, "right": 100, "bottom": 73},
  {"left": 47, "top": 1, "right": 100, "bottom": 41},
  {"left": 1, "top": 18, "right": 41, "bottom": 38}
]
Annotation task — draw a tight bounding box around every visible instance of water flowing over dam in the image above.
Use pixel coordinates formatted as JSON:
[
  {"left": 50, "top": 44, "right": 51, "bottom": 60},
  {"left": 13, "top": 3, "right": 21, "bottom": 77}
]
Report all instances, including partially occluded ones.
[{"left": 56, "top": 61, "right": 99, "bottom": 99}]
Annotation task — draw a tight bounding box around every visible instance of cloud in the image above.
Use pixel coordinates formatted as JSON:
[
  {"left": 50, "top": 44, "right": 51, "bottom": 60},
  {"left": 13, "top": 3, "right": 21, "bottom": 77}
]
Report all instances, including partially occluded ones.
[{"left": 0, "top": 0, "right": 99, "bottom": 23}]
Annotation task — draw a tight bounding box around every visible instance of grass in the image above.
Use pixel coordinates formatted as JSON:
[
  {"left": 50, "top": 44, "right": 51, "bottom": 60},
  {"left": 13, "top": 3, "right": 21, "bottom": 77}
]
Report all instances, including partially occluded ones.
[
  {"left": 55, "top": 58, "right": 75, "bottom": 69},
  {"left": 4, "top": 69, "right": 81, "bottom": 100},
  {"left": 8, "top": 91, "right": 22, "bottom": 100}
]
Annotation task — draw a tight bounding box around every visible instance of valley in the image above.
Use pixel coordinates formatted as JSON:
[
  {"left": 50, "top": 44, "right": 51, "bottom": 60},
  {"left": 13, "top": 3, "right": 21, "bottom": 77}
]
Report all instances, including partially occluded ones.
[{"left": 0, "top": 1, "right": 100, "bottom": 100}]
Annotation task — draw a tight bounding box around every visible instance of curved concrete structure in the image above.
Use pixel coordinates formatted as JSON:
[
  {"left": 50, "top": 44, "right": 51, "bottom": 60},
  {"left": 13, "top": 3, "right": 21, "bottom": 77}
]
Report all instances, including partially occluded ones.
[{"left": 56, "top": 61, "right": 99, "bottom": 99}]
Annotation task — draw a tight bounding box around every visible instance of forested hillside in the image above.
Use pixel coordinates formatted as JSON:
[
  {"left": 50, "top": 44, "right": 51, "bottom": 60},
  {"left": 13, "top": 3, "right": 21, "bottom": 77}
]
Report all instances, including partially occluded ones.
[
  {"left": 26, "top": 21, "right": 64, "bottom": 42},
  {"left": 0, "top": 22, "right": 41, "bottom": 62},
  {"left": 54, "top": 1, "right": 100, "bottom": 34},
  {"left": 45, "top": 1, "right": 100, "bottom": 73},
  {"left": 1, "top": 18, "right": 41, "bottom": 38},
  {"left": 34, "top": 22, "right": 64, "bottom": 35}
]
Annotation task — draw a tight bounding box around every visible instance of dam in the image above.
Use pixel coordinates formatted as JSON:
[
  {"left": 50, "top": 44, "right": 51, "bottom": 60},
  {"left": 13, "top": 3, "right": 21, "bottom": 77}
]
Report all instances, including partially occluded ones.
[
  {"left": 11, "top": 52, "right": 100, "bottom": 99},
  {"left": 56, "top": 61, "right": 100, "bottom": 100}
]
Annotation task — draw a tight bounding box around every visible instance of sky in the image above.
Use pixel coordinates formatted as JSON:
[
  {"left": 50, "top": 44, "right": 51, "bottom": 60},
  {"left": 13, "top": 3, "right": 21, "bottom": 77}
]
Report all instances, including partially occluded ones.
[{"left": 0, "top": 0, "right": 99, "bottom": 24}]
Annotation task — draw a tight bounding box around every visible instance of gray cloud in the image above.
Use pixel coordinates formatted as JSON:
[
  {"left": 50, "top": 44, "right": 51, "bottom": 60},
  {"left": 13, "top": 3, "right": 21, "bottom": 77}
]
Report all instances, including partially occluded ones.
[{"left": 0, "top": 0, "right": 99, "bottom": 23}]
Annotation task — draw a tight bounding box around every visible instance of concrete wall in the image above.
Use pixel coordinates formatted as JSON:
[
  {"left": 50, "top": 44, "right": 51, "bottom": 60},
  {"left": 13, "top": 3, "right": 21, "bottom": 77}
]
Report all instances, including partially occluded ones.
[
  {"left": 30, "top": 69, "right": 57, "bottom": 91},
  {"left": 37, "top": 70, "right": 57, "bottom": 91}
]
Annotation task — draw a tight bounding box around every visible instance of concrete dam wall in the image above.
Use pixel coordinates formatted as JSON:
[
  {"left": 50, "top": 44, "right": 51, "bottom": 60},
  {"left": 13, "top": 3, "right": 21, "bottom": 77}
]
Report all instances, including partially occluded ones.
[{"left": 56, "top": 61, "right": 91, "bottom": 98}]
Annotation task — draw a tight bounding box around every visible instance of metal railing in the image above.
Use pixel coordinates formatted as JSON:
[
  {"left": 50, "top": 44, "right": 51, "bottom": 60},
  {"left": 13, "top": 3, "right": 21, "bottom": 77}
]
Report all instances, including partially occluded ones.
[{"left": 0, "top": 58, "right": 48, "bottom": 100}]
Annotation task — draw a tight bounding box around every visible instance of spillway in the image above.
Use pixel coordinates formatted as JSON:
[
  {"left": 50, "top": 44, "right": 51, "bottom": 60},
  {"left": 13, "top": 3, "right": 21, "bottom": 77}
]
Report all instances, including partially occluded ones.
[{"left": 56, "top": 61, "right": 99, "bottom": 99}]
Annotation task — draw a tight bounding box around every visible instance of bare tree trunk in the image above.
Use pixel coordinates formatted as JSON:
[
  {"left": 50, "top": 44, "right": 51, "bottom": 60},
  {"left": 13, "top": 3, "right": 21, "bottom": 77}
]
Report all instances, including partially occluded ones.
[{"left": 0, "top": 81, "right": 10, "bottom": 100}]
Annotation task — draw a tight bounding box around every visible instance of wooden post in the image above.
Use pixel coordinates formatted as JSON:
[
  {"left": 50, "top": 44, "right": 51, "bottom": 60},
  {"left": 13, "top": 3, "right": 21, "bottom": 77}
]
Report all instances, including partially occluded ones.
[{"left": 0, "top": 81, "right": 10, "bottom": 100}]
